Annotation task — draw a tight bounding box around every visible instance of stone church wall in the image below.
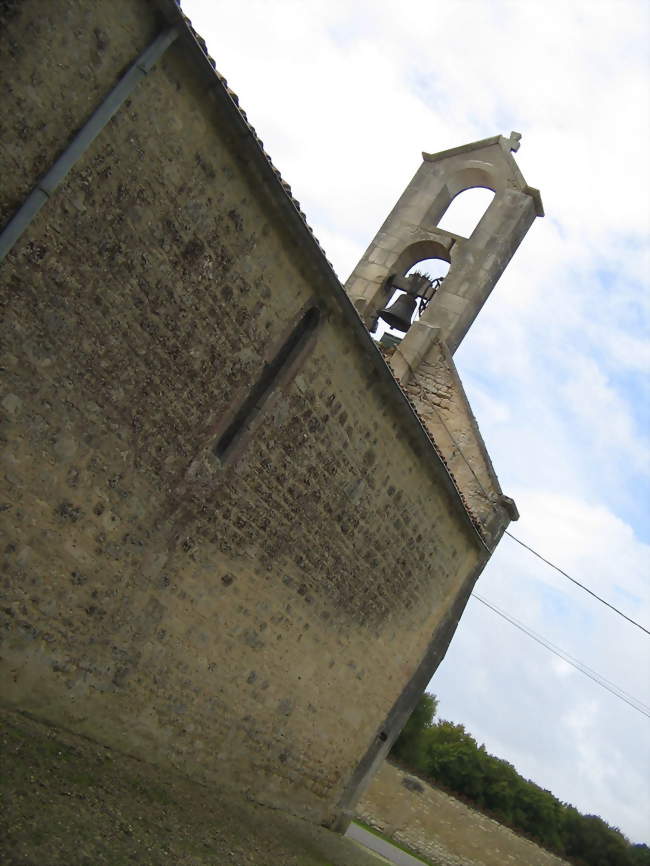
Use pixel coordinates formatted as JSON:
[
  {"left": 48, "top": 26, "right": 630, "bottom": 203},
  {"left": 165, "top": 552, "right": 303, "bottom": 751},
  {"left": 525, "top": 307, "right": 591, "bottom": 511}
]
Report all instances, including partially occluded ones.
[{"left": 0, "top": 0, "right": 486, "bottom": 826}]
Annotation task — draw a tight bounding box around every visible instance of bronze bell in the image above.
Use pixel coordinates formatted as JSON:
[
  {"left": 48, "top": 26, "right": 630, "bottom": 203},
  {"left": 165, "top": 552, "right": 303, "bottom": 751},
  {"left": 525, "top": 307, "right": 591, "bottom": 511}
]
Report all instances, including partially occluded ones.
[{"left": 378, "top": 292, "right": 417, "bottom": 332}]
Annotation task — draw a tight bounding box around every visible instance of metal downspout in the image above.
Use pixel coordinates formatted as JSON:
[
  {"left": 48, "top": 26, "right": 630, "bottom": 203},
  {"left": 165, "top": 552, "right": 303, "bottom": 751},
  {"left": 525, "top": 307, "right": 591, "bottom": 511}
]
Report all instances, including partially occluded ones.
[{"left": 0, "top": 26, "right": 179, "bottom": 264}]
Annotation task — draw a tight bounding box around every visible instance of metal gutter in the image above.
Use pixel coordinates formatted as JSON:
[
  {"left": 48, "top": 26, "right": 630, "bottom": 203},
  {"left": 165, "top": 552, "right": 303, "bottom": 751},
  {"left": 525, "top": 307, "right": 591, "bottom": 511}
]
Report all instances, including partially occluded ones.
[{"left": 0, "top": 26, "right": 179, "bottom": 264}]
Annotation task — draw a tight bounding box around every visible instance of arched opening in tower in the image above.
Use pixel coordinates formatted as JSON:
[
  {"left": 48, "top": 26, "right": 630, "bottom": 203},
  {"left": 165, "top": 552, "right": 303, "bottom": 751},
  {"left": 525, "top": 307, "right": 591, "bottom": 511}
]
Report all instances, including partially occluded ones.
[
  {"left": 437, "top": 187, "right": 495, "bottom": 237},
  {"left": 375, "top": 258, "right": 450, "bottom": 343}
]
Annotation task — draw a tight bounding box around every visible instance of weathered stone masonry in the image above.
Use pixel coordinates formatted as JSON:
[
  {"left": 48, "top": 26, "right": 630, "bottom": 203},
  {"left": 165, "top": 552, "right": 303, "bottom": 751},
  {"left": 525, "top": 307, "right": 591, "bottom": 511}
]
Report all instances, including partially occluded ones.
[
  {"left": 359, "top": 762, "right": 570, "bottom": 866},
  {"left": 0, "top": 0, "right": 539, "bottom": 831}
]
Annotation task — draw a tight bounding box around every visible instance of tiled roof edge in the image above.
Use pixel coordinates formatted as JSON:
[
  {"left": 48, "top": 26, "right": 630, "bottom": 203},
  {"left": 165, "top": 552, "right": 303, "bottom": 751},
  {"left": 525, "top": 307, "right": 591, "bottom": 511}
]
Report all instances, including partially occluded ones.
[
  {"left": 151, "top": 0, "right": 492, "bottom": 552},
  {"left": 167, "top": 0, "right": 334, "bottom": 269}
]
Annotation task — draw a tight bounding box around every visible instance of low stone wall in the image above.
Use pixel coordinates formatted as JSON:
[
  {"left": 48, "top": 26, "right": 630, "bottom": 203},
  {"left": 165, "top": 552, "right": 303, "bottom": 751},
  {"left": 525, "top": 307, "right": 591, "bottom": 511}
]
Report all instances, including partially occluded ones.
[{"left": 357, "top": 762, "right": 571, "bottom": 866}]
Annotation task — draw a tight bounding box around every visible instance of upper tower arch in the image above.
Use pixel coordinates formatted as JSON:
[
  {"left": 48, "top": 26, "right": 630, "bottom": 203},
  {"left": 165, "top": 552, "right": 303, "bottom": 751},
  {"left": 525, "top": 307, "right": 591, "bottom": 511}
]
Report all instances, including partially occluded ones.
[
  {"left": 345, "top": 132, "right": 543, "bottom": 377},
  {"left": 420, "top": 161, "right": 499, "bottom": 239},
  {"left": 446, "top": 163, "right": 499, "bottom": 196},
  {"left": 437, "top": 186, "right": 496, "bottom": 238}
]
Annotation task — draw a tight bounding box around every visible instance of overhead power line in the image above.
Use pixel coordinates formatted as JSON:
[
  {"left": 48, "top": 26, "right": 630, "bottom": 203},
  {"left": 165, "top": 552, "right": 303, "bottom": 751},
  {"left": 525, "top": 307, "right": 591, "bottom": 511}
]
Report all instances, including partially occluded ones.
[
  {"left": 472, "top": 592, "right": 650, "bottom": 719},
  {"left": 421, "top": 390, "right": 649, "bottom": 637},
  {"left": 418, "top": 392, "right": 650, "bottom": 635},
  {"left": 418, "top": 380, "right": 649, "bottom": 637},
  {"left": 504, "top": 531, "right": 650, "bottom": 637}
]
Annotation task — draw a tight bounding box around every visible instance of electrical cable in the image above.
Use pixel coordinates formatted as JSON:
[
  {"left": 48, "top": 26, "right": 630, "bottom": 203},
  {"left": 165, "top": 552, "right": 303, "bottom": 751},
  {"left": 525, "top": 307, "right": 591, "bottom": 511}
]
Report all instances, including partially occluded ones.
[
  {"left": 504, "top": 531, "right": 650, "bottom": 637},
  {"left": 474, "top": 593, "right": 649, "bottom": 710},
  {"left": 471, "top": 593, "right": 650, "bottom": 719},
  {"left": 417, "top": 400, "right": 649, "bottom": 637},
  {"left": 403, "top": 368, "right": 649, "bottom": 636}
]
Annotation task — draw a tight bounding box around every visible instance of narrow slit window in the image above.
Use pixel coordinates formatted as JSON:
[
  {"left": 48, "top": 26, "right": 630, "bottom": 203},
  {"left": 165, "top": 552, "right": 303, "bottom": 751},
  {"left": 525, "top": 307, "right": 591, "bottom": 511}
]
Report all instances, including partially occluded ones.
[{"left": 215, "top": 306, "right": 321, "bottom": 461}]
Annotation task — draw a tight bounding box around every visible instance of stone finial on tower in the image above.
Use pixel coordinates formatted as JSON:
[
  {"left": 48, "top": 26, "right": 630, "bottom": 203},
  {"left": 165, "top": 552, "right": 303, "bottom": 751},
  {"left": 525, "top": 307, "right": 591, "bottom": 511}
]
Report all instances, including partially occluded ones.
[
  {"left": 505, "top": 130, "right": 522, "bottom": 152},
  {"left": 345, "top": 133, "right": 542, "bottom": 383}
]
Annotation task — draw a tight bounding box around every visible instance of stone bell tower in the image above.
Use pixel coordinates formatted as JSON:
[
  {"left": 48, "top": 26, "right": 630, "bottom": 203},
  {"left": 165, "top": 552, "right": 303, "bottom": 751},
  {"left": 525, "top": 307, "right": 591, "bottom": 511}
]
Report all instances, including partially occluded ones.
[
  {"left": 345, "top": 132, "right": 543, "bottom": 384},
  {"left": 346, "top": 133, "right": 543, "bottom": 544}
]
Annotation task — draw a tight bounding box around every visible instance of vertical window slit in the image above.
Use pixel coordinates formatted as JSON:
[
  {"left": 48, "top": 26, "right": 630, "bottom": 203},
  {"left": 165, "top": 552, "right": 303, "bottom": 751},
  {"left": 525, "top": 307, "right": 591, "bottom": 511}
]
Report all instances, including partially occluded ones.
[{"left": 214, "top": 306, "right": 321, "bottom": 461}]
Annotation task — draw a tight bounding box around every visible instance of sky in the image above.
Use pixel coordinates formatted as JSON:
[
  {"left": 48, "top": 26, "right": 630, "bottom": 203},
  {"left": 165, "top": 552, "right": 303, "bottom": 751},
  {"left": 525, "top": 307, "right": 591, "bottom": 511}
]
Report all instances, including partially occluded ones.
[{"left": 181, "top": 0, "right": 650, "bottom": 843}]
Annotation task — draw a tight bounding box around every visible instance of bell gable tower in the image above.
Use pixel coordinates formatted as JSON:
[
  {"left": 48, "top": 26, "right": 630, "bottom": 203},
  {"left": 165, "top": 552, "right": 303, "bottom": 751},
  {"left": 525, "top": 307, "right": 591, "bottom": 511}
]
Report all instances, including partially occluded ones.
[
  {"left": 345, "top": 132, "right": 543, "bottom": 384},
  {"left": 343, "top": 134, "right": 542, "bottom": 546}
]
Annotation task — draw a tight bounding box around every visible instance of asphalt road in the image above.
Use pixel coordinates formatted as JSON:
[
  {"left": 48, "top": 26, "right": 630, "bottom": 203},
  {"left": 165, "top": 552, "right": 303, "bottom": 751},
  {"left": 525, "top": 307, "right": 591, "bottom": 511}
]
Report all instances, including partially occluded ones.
[{"left": 345, "top": 823, "right": 429, "bottom": 866}]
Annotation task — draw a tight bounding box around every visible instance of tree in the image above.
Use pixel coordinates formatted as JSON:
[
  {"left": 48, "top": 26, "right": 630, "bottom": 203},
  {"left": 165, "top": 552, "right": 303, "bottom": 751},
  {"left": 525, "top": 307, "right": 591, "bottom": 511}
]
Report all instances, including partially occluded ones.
[
  {"left": 423, "top": 720, "right": 482, "bottom": 798},
  {"left": 390, "top": 692, "right": 438, "bottom": 770},
  {"left": 629, "top": 844, "right": 650, "bottom": 866},
  {"left": 389, "top": 700, "right": 648, "bottom": 866}
]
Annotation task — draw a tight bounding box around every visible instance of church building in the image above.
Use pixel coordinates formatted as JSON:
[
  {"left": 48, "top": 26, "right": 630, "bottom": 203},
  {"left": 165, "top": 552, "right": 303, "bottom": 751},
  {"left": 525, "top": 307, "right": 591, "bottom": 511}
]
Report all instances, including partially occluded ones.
[{"left": 0, "top": 0, "right": 542, "bottom": 830}]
